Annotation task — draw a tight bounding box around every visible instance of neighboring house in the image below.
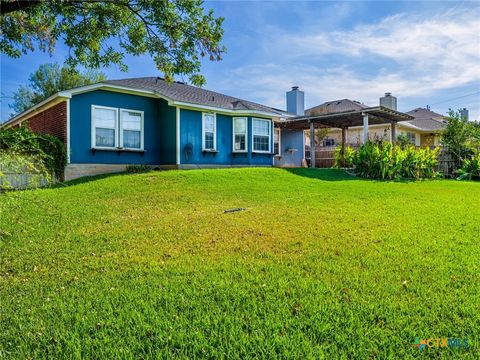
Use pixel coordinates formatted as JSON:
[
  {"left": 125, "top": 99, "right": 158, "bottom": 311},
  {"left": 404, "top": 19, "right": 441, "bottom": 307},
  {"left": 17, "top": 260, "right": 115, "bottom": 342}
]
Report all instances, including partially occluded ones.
[
  {"left": 1, "top": 77, "right": 303, "bottom": 180},
  {"left": 307, "top": 94, "right": 447, "bottom": 147}
]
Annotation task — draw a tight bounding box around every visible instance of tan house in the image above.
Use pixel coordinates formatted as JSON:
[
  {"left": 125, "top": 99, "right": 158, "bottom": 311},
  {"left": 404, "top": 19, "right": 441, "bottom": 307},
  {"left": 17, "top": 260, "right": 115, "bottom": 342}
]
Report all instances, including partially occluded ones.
[{"left": 306, "top": 94, "right": 446, "bottom": 147}]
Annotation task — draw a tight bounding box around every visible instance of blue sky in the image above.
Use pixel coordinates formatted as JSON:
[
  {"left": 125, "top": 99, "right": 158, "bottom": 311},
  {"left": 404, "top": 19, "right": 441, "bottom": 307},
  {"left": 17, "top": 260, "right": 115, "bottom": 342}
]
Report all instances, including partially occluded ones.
[{"left": 1, "top": 0, "right": 479, "bottom": 121}]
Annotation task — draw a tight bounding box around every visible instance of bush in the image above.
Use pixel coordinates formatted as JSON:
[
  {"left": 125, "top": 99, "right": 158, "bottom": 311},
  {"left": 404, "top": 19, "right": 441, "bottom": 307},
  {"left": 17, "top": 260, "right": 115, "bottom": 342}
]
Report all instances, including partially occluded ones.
[
  {"left": 353, "top": 141, "right": 440, "bottom": 180},
  {"left": 0, "top": 151, "right": 52, "bottom": 190},
  {"left": 396, "top": 133, "right": 413, "bottom": 149},
  {"left": 457, "top": 151, "right": 480, "bottom": 180},
  {"left": 0, "top": 126, "right": 67, "bottom": 178},
  {"left": 126, "top": 164, "right": 152, "bottom": 173},
  {"left": 397, "top": 145, "right": 440, "bottom": 179},
  {"left": 333, "top": 146, "right": 355, "bottom": 168}
]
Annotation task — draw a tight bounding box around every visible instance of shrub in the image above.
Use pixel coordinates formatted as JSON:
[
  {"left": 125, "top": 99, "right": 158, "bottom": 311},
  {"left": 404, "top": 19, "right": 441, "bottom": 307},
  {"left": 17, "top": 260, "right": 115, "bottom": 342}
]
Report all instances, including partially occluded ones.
[
  {"left": 398, "top": 145, "right": 440, "bottom": 179},
  {"left": 0, "top": 126, "right": 67, "bottom": 178},
  {"left": 396, "top": 133, "right": 413, "bottom": 149},
  {"left": 457, "top": 151, "right": 480, "bottom": 180},
  {"left": 353, "top": 141, "right": 440, "bottom": 180},
  {"left": 0, "top": 151, "right": 52, "bottom": 190},
  {"left": 354, "top": 141, "right": 394, "bottom": 179},
  {"left": 126, "top": 164, "right": 152, "bottom": 173},
  {"left": 333, "top": 146, "right": 355, "bottom": 168}
]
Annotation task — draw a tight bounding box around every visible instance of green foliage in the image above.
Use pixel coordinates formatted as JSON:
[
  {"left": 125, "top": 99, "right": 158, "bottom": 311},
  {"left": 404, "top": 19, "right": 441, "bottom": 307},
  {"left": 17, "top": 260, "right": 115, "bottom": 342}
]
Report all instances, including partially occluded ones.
[
  {"left": 305, "top": 128, "right": 329, "bottom": 145},
  {"left": 333, "top": 145, "right": 355, "bottom": 168},
  {"left": 126, "top": 164, "right": 153, "bottom": 173},
  {"left": 457, "top": 150, "right": 480, "bottom": 180},
  {"left": 441, "top": 109, "right": 480, "bottom": 163},
  {"left": 353, "top": 141, "right": 440, "bottom": 180},
  {"left": 1, "top": 168, "right": 479, "bottom": 357},
  {"left": 1, "top": 0, "right": 225, "bottom": 86},
  {"left": 0, "top": 126, "right": 67, "bottom": 177},
  {"left": 396, "top": 133, "right": 413, "bottom": 149},
  {"left": 11, "top": 63, "right": 105, "bottom": 114},
  {"left": 0, "top": 152, "right": 51, "bottom": 190}
]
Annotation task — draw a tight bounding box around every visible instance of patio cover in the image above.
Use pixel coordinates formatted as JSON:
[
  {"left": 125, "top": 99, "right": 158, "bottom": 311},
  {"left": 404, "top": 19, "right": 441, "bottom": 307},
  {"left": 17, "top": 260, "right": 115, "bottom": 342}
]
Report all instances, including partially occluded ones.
[
  {"left": 277, "top": 106, "right": 414, "bottom": 168},
  {"left": 278, "top": 106, "right": 413, "bottom": 130}
]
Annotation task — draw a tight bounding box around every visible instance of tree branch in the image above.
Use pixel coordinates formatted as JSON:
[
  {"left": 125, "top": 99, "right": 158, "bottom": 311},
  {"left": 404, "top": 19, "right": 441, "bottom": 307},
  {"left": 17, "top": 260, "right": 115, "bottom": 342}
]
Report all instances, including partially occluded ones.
[{"left": 1, "top": 0, "right": 43, "bottom": 15}]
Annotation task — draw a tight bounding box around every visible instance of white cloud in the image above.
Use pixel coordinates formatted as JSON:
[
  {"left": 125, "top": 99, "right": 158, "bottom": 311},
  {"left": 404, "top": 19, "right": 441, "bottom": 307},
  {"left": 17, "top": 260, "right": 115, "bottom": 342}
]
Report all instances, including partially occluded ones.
[{"left": 213, "top": 6, "right": 480, "bottom": 118}]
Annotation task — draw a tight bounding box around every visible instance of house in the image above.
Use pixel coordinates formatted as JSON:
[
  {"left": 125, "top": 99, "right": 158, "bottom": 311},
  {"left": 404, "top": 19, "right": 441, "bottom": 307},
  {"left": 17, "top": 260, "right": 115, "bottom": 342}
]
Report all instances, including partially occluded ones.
[
  {"left": 2, "top": 77, "right": 305, "bottom": 180},
  {"left": 306, "top": 94, "right": 447, "bottom": 147},
  {"left": 1, "top": 78, "right": 451, "bottom": 177}
]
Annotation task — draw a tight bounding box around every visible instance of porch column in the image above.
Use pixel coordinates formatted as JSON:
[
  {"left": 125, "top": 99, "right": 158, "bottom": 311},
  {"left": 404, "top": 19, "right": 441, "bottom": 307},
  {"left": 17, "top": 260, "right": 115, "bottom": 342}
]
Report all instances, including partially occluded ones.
[
  {"left": 390, "top": 121, "right": 396, "bottom": 144},
  {"left": 310, "top": 121, "right": 316, "bottom": 168},
  {"left": 362, "top": 112, "right": 369, "bottom": 144},
  {"left": 341, "top": 127, "right": 347, "bottom": 167}
]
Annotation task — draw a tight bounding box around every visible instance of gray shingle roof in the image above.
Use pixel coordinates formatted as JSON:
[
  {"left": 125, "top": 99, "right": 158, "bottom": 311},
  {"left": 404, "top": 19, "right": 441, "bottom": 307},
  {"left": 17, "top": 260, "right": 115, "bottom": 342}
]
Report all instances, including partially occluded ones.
[
  {"left": 305, "top": 99, "right": 369, "bottom": 116},
  {"left": 404, "top": 108, "right": 447, "bottom": 131},
  {"left": 103, "top": 77, "right": 286, "bottom": 116}
]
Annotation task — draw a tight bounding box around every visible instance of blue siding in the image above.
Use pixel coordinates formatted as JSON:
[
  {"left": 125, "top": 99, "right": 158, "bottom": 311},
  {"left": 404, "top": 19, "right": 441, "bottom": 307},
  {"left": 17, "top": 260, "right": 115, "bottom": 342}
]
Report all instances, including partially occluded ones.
[
  {"left": 274, "top": 129, "right": 305, "bottom": 167},
  {"left": 69, "top": 89, "right": 275, "bottom": 167},
  {"left": 69, "top": 90, "right": 176, "bottom": 165},
  {"left": 179, "top": 109, "right": 273, "bottom": 166}
]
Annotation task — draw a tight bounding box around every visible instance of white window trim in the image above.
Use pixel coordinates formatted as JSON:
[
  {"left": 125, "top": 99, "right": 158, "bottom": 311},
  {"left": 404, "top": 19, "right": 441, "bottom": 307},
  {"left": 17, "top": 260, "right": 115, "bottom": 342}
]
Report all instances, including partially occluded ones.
[
  {"left": 273, "top": 127, "right": 282, "bottom": 156},
  {"left": 119, "top": 108, "right": 144, "bottom": 150},
  {"left": 91, "top": 105, "right": 119, "bottom": 150},
  {"left": 202, "top": 112, "right": 217, "bottom": 151},
  {"left": 252, "top": 118, "right": 272, "bottom": 153},
  {"left": 274, "top": 127, "right": 281, "bottom": 156},
  {"left": 232, "top": 117, "right": 248, "bottom": 153}
]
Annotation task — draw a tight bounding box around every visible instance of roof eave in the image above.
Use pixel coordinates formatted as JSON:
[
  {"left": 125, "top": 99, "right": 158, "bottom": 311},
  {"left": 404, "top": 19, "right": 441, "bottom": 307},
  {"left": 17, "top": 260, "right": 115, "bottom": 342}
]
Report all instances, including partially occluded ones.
[{"left": 1, "top": 92, "right": 71, "bottom": 128}]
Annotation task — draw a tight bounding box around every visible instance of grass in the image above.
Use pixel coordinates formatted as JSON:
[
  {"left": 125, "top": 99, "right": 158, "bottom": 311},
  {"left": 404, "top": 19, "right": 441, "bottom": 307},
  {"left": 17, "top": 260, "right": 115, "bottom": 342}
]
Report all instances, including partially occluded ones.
[{"left": 0, "top": 168, "right": 479, "bottom": 359}]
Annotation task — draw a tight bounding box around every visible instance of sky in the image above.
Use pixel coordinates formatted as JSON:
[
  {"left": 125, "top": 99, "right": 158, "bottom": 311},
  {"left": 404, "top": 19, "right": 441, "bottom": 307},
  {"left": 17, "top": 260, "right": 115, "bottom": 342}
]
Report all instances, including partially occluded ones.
[{"left": 1, "top": 0, "right": 479, "bottom": 122}]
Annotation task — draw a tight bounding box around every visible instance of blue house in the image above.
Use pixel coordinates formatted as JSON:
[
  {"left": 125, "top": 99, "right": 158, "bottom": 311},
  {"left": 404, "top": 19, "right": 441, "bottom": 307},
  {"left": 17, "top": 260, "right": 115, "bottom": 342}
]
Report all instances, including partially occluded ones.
[{"left": 2, "top": 77, "right": 306, "bottom": 180}]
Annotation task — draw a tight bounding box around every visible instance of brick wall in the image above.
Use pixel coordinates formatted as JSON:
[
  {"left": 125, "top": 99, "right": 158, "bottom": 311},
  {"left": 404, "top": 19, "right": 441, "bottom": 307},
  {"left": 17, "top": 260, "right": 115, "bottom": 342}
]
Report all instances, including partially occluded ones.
[{"left": 27, "top": 101, "right": 67, "bottom": 144}]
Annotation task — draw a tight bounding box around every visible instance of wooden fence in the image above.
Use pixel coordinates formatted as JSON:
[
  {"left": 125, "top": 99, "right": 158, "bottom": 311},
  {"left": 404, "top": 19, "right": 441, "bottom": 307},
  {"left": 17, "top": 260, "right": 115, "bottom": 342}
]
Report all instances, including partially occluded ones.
[
  {"left": 436, "top": 150, "right": 459, "bottom": 178},
  {"left": 306, "top": 145, "right": 359, "bottom": 168}
]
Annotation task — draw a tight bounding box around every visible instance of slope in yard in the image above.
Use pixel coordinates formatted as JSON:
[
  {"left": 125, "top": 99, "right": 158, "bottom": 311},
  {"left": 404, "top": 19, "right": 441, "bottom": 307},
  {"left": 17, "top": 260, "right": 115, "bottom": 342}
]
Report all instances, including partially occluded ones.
[{"left": 0, "top": 168, "right": 479, "bottom": 358}]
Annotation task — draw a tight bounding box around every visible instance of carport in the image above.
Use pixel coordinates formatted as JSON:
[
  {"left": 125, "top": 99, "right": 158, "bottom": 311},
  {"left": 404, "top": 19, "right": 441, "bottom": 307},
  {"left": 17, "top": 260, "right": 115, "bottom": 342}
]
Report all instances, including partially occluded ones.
[{"left": 277, "top": 106, "right": 414, "bottom": 168}]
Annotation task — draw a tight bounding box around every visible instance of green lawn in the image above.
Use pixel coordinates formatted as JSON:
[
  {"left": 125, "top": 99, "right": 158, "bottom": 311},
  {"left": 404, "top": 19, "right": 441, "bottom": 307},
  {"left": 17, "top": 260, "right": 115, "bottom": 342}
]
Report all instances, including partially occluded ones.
[{"left": 1, "top": 168, "right": 479, "bottom": 359}]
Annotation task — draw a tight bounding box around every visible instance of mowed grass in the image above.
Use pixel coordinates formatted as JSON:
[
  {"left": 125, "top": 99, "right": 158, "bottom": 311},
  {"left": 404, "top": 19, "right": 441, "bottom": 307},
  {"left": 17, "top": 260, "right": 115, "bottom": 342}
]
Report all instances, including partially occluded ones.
[{"left": 0, "top": 168, "right": 479, "bottom": 359}]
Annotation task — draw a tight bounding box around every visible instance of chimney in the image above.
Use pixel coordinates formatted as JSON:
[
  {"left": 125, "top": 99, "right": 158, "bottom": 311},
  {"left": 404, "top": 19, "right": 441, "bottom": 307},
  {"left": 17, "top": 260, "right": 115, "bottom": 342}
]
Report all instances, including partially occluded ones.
[
  {"left": 286, "top": 86, "right": 304, "bottom": 115},
  {"left": 459, "top": 108, "right": 469, "bottom": 120},
  {"left": 380, "top": 92, "right": 397, "bottom": 111}
]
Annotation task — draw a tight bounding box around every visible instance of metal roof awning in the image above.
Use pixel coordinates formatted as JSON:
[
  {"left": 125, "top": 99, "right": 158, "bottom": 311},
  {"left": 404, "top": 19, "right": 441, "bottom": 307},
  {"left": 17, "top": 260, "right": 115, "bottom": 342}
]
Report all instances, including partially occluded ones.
[{"left": 278, "top": 106, "right": 414, "bottom": 130}]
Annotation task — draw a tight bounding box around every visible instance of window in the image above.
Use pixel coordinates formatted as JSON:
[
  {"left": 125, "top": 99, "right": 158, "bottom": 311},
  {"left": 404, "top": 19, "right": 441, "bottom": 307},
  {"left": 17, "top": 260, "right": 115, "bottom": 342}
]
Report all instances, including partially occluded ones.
[
  {"left": 323, "top": 138, "right": 335, "bottom": 147},
  {"left": 406, "top": 132, "right": 416, "bottom": 144},
  {"left": 92, "top": 106, "right": 118, "bottom": 148},
  {"left": 252, "top": 118, "right": 271, "bottom": 152},
  {"left": 121, "top": 109, "right": 143, "bottom": 149},
  {"left": 91, "top": 105, "right": 144, "bottom": 150},
  {"left": 202, "top": 113, "right": 216, "bottom": 150},
  {"left": 274, "top": 127, "right": 281, "bottom": 155},
  {"left": 233, "top": 117, "right": 247, "bottom": 152}
]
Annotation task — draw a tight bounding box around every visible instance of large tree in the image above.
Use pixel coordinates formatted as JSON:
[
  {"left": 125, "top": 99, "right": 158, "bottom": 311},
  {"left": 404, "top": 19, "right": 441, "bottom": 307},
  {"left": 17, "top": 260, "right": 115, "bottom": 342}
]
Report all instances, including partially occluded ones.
[
  {"left": 11, "top": 63, "right": 106, "bottom": 114},
  {"left": 441, "top": 109, "right": 480, "bottom": 163},
  {"left": 0, "top": 0, "right": 225, "bottom": 86}
]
